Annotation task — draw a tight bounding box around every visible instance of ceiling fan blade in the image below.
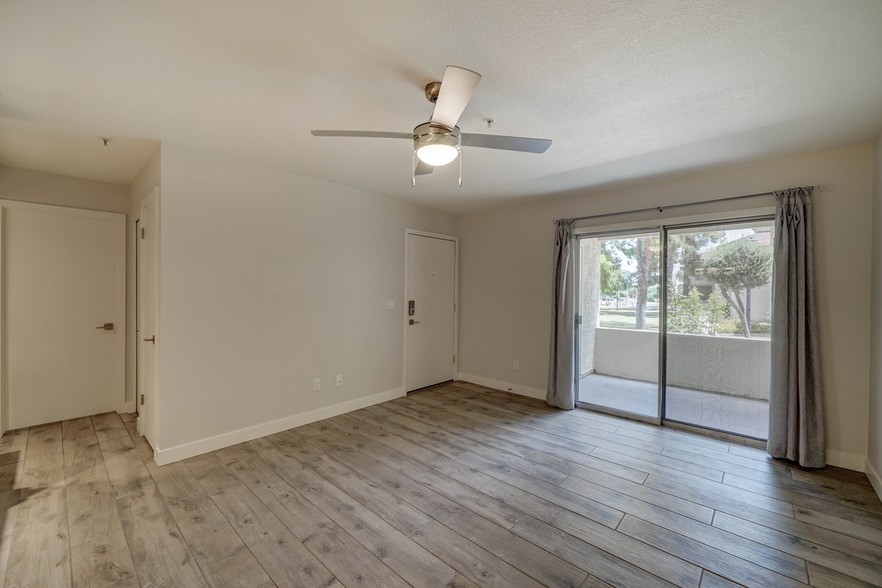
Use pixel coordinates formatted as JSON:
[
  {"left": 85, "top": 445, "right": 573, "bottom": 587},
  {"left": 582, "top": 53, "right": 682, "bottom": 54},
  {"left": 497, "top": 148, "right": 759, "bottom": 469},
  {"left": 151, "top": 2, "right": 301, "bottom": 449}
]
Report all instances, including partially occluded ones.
[
  {"left": 430, "top": 66, "right": 481, "bottom": 129},
  {"left": 414, "top": 160, "right": 434, "bottom": 175},
  {"left": 311, "top": 130, "right": 412, "bottom": 139},
  {"left": 461, "top": 133, "right": 552, "bottom": 153}
]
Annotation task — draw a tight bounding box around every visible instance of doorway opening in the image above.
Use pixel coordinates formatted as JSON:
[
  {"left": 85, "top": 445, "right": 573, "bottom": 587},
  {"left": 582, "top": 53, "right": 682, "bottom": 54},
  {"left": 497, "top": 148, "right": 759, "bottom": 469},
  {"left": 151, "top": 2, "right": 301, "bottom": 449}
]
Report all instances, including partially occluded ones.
[{"left": 577, "top": 231, "right": 660, "bottom": 420}]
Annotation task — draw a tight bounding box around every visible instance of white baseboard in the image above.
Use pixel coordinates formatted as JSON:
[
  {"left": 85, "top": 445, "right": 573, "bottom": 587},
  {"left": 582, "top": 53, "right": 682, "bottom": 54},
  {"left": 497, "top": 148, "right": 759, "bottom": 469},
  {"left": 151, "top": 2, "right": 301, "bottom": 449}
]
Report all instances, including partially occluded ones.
[
  {"left": 456, "top": 372, "right": 546, "bottom": 400},
  {"left": 825, "top": 449, "right": 866, "bottom": 472},
  {"left": 866, "top": 458, "right": 882, "bottom": 502},
  {"left": 154, "top": 387, "right": 405, "bottom": 466}
]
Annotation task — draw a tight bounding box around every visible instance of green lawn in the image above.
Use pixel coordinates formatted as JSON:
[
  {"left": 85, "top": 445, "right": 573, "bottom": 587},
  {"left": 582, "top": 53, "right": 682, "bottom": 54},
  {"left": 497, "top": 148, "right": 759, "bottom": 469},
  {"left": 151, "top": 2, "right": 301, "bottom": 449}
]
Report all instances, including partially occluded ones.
[
  {"left": 598, "top": 308, "right": 659, "bottom": 330},
  {"left": 597, "top": 307, "right": 771, "bottom": 338}
]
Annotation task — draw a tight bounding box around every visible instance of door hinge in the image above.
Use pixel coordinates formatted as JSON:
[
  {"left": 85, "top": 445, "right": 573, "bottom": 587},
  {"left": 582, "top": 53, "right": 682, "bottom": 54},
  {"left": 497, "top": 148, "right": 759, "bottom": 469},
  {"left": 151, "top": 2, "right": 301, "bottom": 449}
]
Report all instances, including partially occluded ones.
[
  {"left": 140, "top": 227, "right": 145, "bottom": 239},
  {"left": 453, "top": 302, "right": 456, "bottom": 312},
  {"left": 453, "top": 354, "right": 456, "bottom": 364},
  {"left": 140, "top": 394, "right": 145, "bottom": 406}
]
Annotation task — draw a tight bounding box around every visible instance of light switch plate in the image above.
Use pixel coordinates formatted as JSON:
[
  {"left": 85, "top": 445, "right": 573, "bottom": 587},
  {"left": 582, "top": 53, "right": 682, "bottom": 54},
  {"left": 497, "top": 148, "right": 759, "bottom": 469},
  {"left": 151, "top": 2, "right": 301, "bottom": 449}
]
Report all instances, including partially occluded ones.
[{"left": 385, "top": 299, "right": 395, "bottom": 310}]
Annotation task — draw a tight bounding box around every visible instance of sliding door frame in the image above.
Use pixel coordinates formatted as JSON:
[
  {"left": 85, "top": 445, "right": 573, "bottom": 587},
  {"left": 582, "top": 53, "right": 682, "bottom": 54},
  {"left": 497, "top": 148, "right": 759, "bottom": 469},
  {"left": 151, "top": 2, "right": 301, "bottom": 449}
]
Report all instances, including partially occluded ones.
[
  {"left": 659, "top": 214, "right": 775, "bottom": 440},
  {"left": 574, "top": 226, "right": 664, "bottom": 426},
  {"left": 575, "top": 212, "right": 776, "bottom": 441}
]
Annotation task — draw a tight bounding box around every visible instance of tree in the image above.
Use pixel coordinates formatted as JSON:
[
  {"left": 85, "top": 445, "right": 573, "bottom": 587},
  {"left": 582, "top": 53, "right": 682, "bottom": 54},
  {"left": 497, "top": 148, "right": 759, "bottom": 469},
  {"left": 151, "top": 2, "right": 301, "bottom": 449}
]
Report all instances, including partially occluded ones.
[
  {"left": 667, "top": 288, "right": 704, "bottom": 335},
  {"left": 633, "top": 237, "right": 656, "bottom": 329},
  {"left": 667, "top": 288, "right": 735, "bottom": 336},
  {"left": 700, "top": 240, "right": 772, "bottom": 337},
  {"left": 599, "top": 248, "right": 626, "bottom": 302},
  {"left": 602, "top": 236, "right": 658, "bottom": 328},
  {"left": 667, "top": 232, "right": 724, "bottom": 294}
]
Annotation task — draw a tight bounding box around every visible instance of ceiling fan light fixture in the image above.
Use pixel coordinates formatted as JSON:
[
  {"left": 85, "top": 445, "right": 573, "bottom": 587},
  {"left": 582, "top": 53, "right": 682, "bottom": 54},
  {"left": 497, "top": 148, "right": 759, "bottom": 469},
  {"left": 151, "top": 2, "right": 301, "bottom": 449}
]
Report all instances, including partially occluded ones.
[
  {"left": 417, "top": 143, "right": 458, "bottom": 166},
  {"left": 414, "top": 122, "right": 460, "bottom": 166}
]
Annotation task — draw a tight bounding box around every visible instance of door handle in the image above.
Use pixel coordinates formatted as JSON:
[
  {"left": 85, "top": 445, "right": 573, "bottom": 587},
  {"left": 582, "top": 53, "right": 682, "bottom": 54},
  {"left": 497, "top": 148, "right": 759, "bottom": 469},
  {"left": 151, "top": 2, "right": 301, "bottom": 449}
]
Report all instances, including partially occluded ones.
[
  {"left": 96, "top": 323, "right": 114, "bottom": 331},
  {"left": 408, "top": 319, "right": 421, "bottom": 325},
  {"left": 143, "top": 336, "right": 155, "bottom": 343}
]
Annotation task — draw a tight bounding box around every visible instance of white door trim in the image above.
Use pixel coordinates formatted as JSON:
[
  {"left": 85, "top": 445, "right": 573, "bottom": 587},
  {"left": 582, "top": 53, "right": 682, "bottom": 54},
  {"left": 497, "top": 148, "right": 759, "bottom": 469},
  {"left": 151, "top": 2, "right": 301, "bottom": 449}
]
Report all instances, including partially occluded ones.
[
  {"left": 137, "top": 188, "right": 160, "bottom": 448},
  {"left": 403, "top": 229, "right": 459, "bottom": 392},
  {"left": 0, "top": 199, "right": 127, "bottom": 434}
]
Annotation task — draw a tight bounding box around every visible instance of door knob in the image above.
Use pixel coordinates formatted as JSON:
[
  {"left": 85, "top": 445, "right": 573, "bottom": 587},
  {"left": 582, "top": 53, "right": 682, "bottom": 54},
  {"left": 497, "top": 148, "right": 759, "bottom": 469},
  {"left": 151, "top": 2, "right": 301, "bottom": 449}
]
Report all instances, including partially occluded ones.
[
  {"left": 143, "top": 336, "right": 155, "bottom": 343},
  {"left": 408, "top": 319, "right": 421, "bottom": 325},
  {"left": 96, "top": 323, "right": 114, "bottom": 331}
]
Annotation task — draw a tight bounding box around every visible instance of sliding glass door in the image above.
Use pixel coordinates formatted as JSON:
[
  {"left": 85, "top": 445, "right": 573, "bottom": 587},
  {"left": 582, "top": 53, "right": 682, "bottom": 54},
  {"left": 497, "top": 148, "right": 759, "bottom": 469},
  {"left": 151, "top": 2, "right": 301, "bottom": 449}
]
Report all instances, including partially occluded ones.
[
  {"left": 663, "top": 219, "right": 774, "bottom": 439},
  {"left": 576, "top": 216, "right": 775, "bottom": 439},
  {"left": 576, "top": 231, "right": 661, "bottom": 420}
]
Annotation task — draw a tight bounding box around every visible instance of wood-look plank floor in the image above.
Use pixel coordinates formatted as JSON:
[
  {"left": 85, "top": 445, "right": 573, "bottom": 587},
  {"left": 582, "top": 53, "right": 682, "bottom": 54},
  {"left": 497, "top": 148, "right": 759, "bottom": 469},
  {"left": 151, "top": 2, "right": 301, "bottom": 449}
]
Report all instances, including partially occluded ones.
[{"left": 1, "top": 381, "right": 880, "bottom": 587}]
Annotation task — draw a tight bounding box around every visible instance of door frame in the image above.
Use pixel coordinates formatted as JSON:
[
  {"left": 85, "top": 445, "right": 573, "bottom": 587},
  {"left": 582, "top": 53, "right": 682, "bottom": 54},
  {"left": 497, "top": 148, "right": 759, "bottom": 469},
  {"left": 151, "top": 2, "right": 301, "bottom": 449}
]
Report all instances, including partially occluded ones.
[
  {"left": 403, "top": 229, "right": 459, "bottom": 392},
  {"left": 136, "top": 188, "right": 160, "bottom": 445},
  {"left": 659, "top": 214, "right": 775, "bottom": 439},
  {"left": 0, "top": 199, "right": 127, "bottom": 434},
  {"left": 574, "top": 227, "right": 664, "bottom": 426},
  {"left": 135, "top": 217, "right": 141, "bottom": 420}
]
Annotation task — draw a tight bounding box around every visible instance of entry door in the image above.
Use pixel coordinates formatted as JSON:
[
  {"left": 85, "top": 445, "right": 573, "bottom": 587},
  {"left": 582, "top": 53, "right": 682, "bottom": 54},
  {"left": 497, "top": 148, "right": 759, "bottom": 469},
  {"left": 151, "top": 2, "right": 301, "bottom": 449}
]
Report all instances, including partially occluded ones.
[
  {"left": 137, "top": 190, "right": 159, "bottom": 446},
  {"left": 406, "top": 233, "right": 456, "bottom": 391},
  {"left": 1, "top": 201, "right": 125, "bottom": 431}
]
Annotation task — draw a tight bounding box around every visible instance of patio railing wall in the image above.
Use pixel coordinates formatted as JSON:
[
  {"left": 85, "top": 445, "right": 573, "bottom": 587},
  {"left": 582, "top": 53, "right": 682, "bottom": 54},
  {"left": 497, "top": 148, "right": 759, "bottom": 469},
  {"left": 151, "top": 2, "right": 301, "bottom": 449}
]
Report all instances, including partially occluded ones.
[{"left": 589, "top": 327, "right": 770, "bottom": 400}]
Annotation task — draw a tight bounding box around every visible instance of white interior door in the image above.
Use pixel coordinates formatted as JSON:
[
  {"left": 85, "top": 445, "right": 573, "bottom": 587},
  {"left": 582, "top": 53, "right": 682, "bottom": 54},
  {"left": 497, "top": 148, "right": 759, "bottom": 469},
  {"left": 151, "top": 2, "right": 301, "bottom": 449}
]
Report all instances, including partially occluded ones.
[
  {"left": 137, "top": 189, "right": 159, "bottom": 446},
  {"left": 1, "top": 201, "right": 125, "bottom": 431},
  {"left": 406, "top": 232, "right": 456, "bottom": 391}
]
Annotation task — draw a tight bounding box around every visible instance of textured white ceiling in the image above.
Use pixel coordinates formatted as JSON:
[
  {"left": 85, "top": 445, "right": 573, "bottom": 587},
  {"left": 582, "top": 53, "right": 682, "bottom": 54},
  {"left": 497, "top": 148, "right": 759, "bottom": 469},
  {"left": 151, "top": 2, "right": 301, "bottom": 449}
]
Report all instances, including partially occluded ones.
[{"left": 1, "top": 1, "right": 881, "bottom": 213}]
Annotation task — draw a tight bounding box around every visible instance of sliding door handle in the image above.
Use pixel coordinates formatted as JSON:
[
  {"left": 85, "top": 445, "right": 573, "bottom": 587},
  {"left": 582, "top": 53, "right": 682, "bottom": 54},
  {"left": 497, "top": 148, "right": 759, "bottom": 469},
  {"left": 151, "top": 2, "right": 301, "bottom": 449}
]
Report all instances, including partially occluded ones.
[
  {"left": 95, "top": 323, "right": 114, "bottom": 330},
  {"left": 143, "top": 336, "right": 155, "bottom": 343}
]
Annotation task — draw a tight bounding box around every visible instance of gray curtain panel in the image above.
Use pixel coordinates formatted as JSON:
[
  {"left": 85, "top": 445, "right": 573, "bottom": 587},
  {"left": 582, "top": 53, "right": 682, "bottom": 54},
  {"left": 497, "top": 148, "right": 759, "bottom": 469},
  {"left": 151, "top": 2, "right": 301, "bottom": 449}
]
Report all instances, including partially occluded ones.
[
  {"left": 547, "top": 219, "right": 576, "bottom": 410},
  {"left": 767, "top": 187, "right": 825, "bottom": 468}
]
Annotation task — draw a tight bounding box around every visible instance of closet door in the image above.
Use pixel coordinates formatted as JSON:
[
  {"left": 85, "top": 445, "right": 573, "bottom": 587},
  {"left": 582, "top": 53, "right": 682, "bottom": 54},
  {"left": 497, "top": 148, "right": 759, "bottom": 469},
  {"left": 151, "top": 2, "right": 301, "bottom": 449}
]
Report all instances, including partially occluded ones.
[{"left": 2, "top": 201, "right": 126, "bottom": 430}]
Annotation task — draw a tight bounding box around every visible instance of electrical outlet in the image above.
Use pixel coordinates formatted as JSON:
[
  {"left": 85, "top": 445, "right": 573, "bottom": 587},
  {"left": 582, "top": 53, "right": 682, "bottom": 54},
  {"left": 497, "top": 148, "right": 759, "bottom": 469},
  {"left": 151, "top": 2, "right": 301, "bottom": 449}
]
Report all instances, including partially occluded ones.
[
  {"left": 313, "top": 378, "right": 321, "bottom": 392},
  {"left": 385, "top": 299, "right": 395, "bottom": 310},
  {"left": 336, "top": 374, "right": 343, "bottom": 387},
  {"left": 513, "top": 360, "right": 520, "bottom": 370}
]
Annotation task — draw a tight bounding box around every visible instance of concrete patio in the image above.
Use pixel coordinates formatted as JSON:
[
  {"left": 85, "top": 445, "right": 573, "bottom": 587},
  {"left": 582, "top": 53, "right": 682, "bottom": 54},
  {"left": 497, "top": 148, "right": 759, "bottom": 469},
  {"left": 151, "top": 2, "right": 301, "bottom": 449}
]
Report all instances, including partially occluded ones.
[{"left": 578, "top": 373, "right": 769, "bottom": 439}]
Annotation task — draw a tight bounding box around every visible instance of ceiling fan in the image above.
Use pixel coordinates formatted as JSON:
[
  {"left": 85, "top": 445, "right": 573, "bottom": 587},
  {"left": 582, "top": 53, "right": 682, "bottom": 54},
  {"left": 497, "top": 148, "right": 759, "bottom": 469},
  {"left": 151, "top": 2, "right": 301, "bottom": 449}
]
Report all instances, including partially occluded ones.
[{"left": 311, "top": 66, "right": 552, "bottom": 185}]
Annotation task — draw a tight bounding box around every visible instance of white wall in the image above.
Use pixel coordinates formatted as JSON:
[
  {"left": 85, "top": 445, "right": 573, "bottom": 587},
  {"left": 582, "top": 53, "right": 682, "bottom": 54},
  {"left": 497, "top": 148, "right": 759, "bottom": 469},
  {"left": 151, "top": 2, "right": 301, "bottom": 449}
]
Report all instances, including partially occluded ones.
[
  {"left": 459, "top": 144, "right": 874, "bottom": 471},
  {"left": 126, "top": 146, "right": 162, "bottom": 409},
  {"left": 154, "top": 144, "right": 458, "bottom": 462},
  {"left": 868, "top": 137, "right": 882, "bottom": 496},
  {"left": 0, "top": 165, "right": 129, "bottom": 213}
]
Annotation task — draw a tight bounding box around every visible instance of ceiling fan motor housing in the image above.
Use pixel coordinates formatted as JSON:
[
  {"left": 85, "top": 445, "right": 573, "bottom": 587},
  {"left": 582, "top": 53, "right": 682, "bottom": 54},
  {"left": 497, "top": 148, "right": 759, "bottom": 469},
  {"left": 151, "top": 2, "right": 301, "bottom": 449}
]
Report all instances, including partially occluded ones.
[
  {"left": 413, "top": 122, "right": 460, "bottom": 142},
  {"left": 413, "top": 122, "right": 461, "bottom": 166},
  {"left": 424, "top": 81, "right": 442, "bottom": 103}
]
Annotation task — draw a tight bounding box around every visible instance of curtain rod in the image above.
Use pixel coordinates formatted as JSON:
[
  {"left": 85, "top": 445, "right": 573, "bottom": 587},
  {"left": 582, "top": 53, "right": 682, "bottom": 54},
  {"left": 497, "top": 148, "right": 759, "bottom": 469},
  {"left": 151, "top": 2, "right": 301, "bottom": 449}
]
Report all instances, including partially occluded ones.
[{"left": 557, "top": 186, "right": 815, "bottom": 224}]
